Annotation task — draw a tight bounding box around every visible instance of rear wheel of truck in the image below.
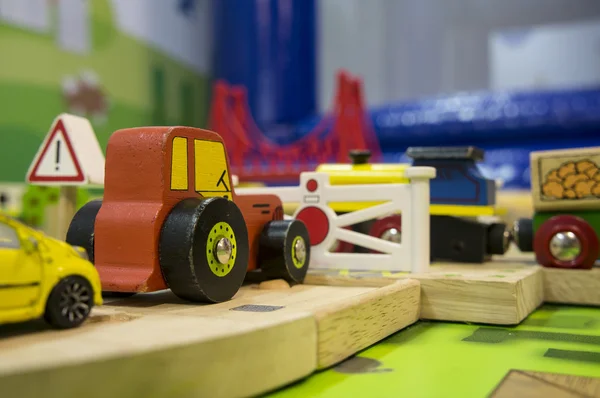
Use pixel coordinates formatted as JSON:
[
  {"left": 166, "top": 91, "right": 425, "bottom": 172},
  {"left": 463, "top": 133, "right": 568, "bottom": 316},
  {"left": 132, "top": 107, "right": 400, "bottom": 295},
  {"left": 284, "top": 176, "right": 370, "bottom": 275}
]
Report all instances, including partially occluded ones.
[
  {"left": 159, "top": 197, "right": 249, "bottom": 303},
  {"left": 66, "top": 199, "right": 102, "bottom": 263},
  {"left": 533, "top": 215, "right": 598, "bottom": 269},
  {"left": 258, "top": 220, "right": 311, "bottom": 284}
]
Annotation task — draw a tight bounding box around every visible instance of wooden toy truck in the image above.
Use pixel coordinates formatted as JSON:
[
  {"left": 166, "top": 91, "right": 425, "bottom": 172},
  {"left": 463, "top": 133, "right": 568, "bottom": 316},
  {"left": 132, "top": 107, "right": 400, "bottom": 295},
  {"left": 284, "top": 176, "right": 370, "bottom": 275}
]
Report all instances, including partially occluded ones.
[
  {"left": 66, "top": 126, "right": 310, "bottom": 303},
  {"left": 513, "top": 147, "right": 600, "bottom": 269}
]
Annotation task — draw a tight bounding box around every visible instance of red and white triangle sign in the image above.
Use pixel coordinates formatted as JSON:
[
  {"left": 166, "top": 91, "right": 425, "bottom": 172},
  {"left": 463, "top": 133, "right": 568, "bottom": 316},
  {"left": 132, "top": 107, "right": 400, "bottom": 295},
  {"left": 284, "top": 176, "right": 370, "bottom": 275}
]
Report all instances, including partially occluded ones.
[
  {"left": 27, "top": 119, "right": 84, "bottom": 183},
  {"left": 27, "top": 113, "right": 105, "bottom": 185}
]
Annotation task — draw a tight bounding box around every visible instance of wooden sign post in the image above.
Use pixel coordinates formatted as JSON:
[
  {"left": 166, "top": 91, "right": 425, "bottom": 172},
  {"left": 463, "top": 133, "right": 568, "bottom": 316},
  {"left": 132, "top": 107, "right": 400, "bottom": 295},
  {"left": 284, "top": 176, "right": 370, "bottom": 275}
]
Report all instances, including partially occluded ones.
[{"left": 26, "top": 113, "right": 105, "bottom": 240}]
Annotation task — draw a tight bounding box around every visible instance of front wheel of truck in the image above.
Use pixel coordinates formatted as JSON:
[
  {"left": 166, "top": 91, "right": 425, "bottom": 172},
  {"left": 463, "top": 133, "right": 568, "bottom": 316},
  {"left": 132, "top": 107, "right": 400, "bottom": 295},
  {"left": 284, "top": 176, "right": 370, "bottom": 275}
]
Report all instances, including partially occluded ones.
[{"left": 159, "top": 197, "right": 249, "bottom": 303}]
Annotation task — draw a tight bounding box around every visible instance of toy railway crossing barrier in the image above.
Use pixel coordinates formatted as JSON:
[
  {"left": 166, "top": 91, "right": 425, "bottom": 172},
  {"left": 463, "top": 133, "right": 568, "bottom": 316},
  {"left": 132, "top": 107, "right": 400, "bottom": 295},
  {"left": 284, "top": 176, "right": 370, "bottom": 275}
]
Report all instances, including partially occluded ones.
[{"left": 236, "top": 167, "right": 436, "bottom": 273}]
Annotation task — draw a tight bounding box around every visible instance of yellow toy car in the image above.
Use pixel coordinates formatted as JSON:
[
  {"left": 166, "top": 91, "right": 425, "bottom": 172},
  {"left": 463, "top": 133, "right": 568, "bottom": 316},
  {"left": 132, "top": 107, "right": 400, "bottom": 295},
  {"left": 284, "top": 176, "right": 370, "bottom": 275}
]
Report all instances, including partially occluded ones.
[{"left": 0, "top": 213, "right": 102, "bottom": 329}]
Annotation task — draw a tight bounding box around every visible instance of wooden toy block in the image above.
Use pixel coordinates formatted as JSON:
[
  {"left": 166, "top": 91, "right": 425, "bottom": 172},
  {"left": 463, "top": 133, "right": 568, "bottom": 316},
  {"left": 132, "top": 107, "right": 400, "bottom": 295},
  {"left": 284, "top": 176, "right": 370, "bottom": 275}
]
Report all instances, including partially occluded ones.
[
  {"left": 306, "top": 260, "right": 544, "bottom": 325},
  {"left": 530, "top": 146, "right": 600, "bottom": 212},
  {"left": 0, "top": 280, "right": 420, "bottom": 398},
  {"left": 543, "top": 267, "right": 600, "bottom": 306},
  {"left": 490, "top": 370, "right": 600, "bottom": 398},
  {"left": 514, "top": 146, "right": 600, "bottom": 270}
]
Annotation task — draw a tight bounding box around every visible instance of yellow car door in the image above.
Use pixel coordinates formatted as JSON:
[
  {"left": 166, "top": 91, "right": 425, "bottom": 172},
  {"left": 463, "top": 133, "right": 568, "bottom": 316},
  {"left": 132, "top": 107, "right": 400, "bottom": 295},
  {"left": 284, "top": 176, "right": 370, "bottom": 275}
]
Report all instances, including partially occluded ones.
[{"left": 0, "top": 221, "right": 42, "bottom": 309}]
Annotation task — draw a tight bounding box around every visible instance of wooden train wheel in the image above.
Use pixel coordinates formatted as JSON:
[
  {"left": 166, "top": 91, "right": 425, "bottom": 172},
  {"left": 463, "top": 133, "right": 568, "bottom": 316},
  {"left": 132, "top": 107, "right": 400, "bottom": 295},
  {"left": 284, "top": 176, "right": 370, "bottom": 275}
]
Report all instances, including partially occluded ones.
[
  {"left": 368, "top": 215, "right": 402, "bottom": 254},
  {"left": 533, "top": 215, "right": 598, "bottom": 269}
]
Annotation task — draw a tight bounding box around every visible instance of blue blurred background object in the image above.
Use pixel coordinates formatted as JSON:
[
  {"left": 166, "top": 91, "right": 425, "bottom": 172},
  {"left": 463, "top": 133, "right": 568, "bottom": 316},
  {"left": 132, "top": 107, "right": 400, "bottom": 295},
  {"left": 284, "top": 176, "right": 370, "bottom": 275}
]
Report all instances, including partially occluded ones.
[
  {"left": 212, "top": 0, "right": 316, "bottom": 128},
  {"left": 209, "top": 0, "right": 600, "bottom": 190}
]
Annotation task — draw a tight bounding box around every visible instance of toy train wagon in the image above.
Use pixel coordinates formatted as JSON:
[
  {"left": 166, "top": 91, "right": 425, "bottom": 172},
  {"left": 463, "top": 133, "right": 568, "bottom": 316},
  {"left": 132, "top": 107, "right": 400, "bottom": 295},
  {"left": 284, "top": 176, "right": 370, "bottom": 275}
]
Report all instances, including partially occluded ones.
[
  {"left": 316, "top": 147, "right": 511, "bottom": 263},
  {"left": 513, "top": 146, "right": 600, "bottom": 269}
]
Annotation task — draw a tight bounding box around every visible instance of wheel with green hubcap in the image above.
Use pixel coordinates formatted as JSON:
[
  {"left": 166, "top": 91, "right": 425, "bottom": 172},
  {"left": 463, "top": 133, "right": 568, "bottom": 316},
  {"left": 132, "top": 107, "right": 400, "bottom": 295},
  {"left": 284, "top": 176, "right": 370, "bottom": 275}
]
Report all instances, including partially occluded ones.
[
  {"left": 159, "top": 197, "right": 249, "bottom": 303},
  {"left": 258, "top": 219, "right": 311, "bottom": 283}
]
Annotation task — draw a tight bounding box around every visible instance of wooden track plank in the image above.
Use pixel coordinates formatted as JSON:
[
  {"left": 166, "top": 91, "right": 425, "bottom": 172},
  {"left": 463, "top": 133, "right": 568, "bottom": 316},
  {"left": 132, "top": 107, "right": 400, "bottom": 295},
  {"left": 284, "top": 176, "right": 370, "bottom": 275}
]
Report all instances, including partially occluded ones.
[
  {"left": 0, "top": 281, "right": 420, "bottom": 398},
  {"left": 314, "top": 279, "right": 420, "bottom": 368},
  {"left": 498, "top": 248, "right": 600, "bottom": 307},
  {"left": 0, "top": 313, "right": 316, "bottom": 398},
  {"left": 543, "top": 267, "right": 600, "bottom": 306},
  {"left": 306, "top": 259, "right": 544, "bottom": 325}
]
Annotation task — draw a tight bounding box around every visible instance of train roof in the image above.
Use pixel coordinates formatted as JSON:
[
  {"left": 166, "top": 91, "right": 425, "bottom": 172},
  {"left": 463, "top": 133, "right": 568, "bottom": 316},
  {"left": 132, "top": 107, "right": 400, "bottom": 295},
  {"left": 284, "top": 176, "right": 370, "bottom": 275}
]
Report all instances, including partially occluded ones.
[{"left": 406, "top": 146, "right": 484, "bottom": 161}]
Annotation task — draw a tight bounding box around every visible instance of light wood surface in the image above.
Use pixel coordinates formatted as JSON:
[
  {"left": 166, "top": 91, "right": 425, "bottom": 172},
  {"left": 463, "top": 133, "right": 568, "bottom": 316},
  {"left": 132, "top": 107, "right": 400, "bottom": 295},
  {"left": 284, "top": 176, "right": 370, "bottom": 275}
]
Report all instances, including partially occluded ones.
[
  {"left": 503, "top": 247, "right": 600, "bottom": 307},
  {"left": 0, "top": 280, "right": 419, "bottom": 398},
  {"left": 543, "top": 267, "right": 600, "bottom": 306},
  {"left": 44, "top": 186, "right": 78, "bottom": 240},
  {"left": 314, "top": 279, "right": 420, "bottom": 368},
  {"left": 490, "top": 370, "right": 600, "bottom": 398},
  {"left": 306, "top": 256, "right": 545, "bottom": 325}
]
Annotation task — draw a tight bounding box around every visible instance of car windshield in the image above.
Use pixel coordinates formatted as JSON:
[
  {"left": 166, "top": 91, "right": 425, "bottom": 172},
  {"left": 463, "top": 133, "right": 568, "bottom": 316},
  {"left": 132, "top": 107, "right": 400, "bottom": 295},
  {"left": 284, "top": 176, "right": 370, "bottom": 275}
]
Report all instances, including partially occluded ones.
[{"left": 0, "top": 219, "right": 20, "bottom": 249}]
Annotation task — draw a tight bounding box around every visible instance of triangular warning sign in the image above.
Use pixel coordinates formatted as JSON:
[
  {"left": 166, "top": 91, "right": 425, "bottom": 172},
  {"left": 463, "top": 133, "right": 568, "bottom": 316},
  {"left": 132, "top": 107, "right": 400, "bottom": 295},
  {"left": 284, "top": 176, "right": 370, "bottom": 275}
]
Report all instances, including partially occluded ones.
[
  {"left": 28, "top": 120, "right": 84, "bottom": 183},
  {"left": 26, "top": 114, "right": 105, "bottom": 185}
]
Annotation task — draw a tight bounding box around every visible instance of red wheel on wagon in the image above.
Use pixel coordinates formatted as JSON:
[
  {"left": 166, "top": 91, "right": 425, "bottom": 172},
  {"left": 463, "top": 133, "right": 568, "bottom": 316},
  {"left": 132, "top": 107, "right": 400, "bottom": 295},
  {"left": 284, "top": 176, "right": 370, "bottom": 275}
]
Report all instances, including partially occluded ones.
[
  {"left": 368, "top": 215, "right": 402, "bottom": 254},
  {"left": 533, "top": 215, "right": 599, "bottom": 269},
  {"left": 329, "top": 226, "right": 354, "bottom": 253}
]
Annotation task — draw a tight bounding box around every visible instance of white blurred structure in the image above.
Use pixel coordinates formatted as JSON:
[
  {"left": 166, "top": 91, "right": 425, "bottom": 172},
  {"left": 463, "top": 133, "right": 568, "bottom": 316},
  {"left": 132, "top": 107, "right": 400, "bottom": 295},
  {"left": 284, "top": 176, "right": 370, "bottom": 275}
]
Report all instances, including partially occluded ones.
[
  {"left": 0, "top": 0, "right": 49, "bottom": 32},
  {"left": 110, "top": 0, "right": 212, "bottom": 74},
  {"left": 490, "top": 19, "right": 600, "bottom": 91},
  {"left": 57, "top": 0, "right": 90, "bottom": 54},
  {"left": 0, "top": 0, "right": 212, "bottom": 69},
  {"left": 317, "top": 0, "right": 600, "bottom": 111}
]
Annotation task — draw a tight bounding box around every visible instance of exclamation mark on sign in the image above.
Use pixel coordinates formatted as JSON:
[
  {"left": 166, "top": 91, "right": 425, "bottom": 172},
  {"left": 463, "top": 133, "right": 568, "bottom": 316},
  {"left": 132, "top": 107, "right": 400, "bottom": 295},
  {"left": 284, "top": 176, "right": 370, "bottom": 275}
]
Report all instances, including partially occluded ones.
[{"left": 55, "top": 140, "right": 61, "bottom": 171}]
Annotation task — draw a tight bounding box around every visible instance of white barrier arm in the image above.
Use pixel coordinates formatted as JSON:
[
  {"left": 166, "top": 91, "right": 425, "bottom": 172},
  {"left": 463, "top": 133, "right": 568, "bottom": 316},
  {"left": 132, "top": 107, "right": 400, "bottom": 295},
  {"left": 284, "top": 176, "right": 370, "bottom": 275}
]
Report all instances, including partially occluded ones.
[
  {"left": 334, "top": 200, "right": 398, "bottom": 228},
  {"left": 316, "top": 183, "right": 408, "bottom": 203},
  {"left": 334, "top": 227, "right": 401, "bottom": 254},
  {"left": 236, "top": 186, "right": 302, "bottom": 203},
  {"left": 316, "top": 252, "right": 399, "bottom": 270}
]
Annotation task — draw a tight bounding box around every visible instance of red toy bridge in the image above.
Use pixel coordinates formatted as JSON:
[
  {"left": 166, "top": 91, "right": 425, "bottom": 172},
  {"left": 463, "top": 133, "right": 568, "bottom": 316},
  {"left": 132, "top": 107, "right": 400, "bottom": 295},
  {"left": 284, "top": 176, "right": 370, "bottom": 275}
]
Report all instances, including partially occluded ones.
[{"left": 208, "top": 70, "right": 382, "bottom": 184}]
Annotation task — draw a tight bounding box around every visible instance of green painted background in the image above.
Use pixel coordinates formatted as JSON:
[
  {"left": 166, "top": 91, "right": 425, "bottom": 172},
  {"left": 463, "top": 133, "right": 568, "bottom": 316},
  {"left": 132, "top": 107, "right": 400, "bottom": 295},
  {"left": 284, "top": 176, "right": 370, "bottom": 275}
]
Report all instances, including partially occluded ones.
[
  {"left": 267, "top": 305, "right": 600, "bottom": 397},
  {"left": 0, "top": 0, "right": 210, "bottom": 183}
]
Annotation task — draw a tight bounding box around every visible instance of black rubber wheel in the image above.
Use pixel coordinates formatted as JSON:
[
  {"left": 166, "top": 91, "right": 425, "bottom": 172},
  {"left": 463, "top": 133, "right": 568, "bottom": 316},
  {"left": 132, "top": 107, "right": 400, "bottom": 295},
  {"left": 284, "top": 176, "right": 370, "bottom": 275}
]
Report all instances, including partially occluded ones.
[
  {"left": 486, "top": 222, "right": 510, "bottom": 255},
  {"left": 44, "top": 276, "right": 95, "bottom": 329},
  {"left": 258, "top": 220, "right": 310, "bottom": 284},
  {"left": 513, "top": 218, "right": 534, "bottom": 252},
  {"left": 159, "top": 197, "right": 249, "bottom": 303},
  {"left": 66, "top": 200, "right": 102, "bottom": 263}
]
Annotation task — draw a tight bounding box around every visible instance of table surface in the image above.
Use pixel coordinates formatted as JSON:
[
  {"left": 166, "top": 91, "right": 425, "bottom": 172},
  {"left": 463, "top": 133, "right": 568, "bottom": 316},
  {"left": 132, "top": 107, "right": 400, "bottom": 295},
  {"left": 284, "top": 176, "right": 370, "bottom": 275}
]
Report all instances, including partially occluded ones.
[{"left": 266, "top": 304, "right": 600, "bottom": 398}]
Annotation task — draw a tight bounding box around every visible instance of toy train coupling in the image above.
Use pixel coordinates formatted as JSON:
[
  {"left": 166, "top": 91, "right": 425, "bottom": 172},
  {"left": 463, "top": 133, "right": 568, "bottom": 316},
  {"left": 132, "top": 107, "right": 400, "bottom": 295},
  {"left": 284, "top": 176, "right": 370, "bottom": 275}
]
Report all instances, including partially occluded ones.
[{"left": 512, "top": 218, "right": 534, "bottom": 253}]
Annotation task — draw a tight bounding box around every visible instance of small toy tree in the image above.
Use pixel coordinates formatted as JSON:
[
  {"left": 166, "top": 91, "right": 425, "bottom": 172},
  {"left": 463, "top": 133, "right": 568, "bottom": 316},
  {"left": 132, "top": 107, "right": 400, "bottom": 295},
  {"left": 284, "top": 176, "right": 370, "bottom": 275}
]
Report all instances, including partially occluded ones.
[{"left": 20, "top": 185, "right": 90, "bottom": 230}]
